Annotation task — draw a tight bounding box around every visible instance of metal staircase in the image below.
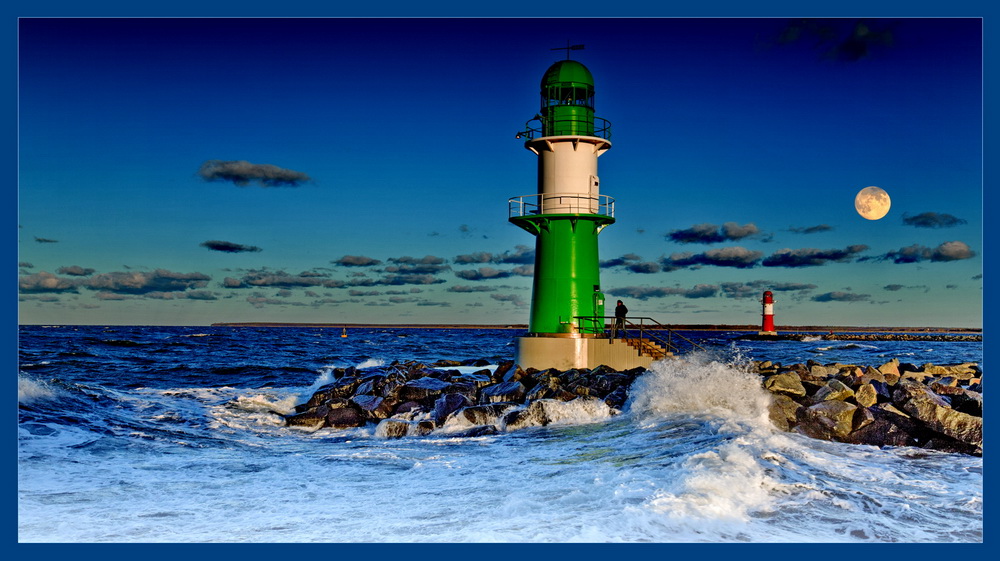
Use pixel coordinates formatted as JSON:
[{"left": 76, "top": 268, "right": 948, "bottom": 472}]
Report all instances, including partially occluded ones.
[
  {"left": 623, "top": 337, "right": 671, "bottom": 359},
  {"left": 576, "top": 315, "right": 708, "bottom": 359}
]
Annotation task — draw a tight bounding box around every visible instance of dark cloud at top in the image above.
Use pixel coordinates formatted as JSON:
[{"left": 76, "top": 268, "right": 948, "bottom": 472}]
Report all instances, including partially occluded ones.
[
  {"left": 789, "top": 224, "right": 833, "bottom": 234},
  {"left": 34, "top": 236, "right": 58, "bottom": 243},
  {"left": 777, "top": 18, "right": 896, "bottom": 62},
  {"left": 198, "top": 160, "right": 311, "bottom": 187},
  {"left": 200, "top": 240, "right": 263, "bottom": 253},
  {"left": 666, "top": 222, "right": 759, "bottom": 244},
  {"left": 762, "top": 245, "right": 868, "bottom": 267},
  {"left": 902, "top": 212, "right": 968, "bottom": 229},
  {"left": 333, "top": 255, "right": 383, "bottom": 267}
]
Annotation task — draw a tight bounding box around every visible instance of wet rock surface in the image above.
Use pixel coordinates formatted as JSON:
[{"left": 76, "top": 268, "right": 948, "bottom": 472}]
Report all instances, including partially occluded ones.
[
  {"left": 285, "top": 359, "right": 646, "bottom": 437},
  {"left": 753, "top": 358, "right": 982, "bottom": 456},
  {"left": 287, "top": 356, "right": 982, "bottom": 456}
]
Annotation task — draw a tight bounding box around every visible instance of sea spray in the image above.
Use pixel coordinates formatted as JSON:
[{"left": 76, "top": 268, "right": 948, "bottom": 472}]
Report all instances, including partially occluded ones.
[
  {"left": 621, "top": 355, "right": 782, "bottom": 527},
  {"left": 18, "top": 375, "right": 58, "bottom": 405},
  {"left": 626, "top": 353, "right": 773, "bottom": 428}
]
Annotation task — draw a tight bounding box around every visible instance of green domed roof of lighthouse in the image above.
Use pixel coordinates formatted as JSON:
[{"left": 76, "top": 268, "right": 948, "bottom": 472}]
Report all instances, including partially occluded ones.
[{"left": 541, "top": 60, "right": 594, "bottom": 88}]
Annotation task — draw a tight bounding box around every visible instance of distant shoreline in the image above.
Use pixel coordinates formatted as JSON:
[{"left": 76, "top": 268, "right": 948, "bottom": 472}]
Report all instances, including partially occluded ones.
[
  {"left": 204, "top": 322, "right": 982, "bottom": 333},
  {"left": 20, "top": 323, "right": 982, "bottom": 334}
]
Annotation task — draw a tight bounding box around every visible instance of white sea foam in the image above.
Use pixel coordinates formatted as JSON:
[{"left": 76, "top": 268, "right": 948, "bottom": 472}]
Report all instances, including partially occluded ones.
[
  {"left": 18, "top": 376, "right": 57, "bottom": 405},
  {"left": 356, "top": 358, "right": 385, "bottom": 369}
]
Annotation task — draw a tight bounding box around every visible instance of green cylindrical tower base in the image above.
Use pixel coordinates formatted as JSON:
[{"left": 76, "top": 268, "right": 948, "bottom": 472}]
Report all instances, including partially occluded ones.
[{"left": 510, "top": 213, "right": 613, "bottom": 335}]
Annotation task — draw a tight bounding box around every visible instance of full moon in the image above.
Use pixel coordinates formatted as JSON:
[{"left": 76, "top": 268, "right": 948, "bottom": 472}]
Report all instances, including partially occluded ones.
[{"left": 855, "top": 186, "right": 891, "bottom": 220}]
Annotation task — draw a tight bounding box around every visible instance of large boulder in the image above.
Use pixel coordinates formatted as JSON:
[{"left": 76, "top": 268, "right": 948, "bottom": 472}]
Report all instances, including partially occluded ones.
[
  {"left": 858, "top": 366, "right": 887, "bottom": 384},
  {"left": 284, "top": 404, "right": 329, "bottom": 428},
  {"left": 806, "top": 364, "right": 841, "bottom": 380},
  {"left": 433, "top": 393, "right": 474, "bottom": 425},
  {"left": 931, "top": 383, "right": 983, "bottom": 417},
  {"left": 922, "top": 363, "right": 978, "bottom": 376},
  {"left": 878, "top": 359, "right": 901, "bottom": 384},
  {"left": 492, "top": 361, "right": 516, "bottom": 383},
  {"left": 796, "top": 400, "right": 857, "bottom": 440},
  {"left": 502, "top": 400, "right": 552, "bottom": 430},
  {"left": 353, "top": 374, "right": 387, "bottom": 396},
  {"left": 395, "top": 377, "right": 453, "bottom": 404},
  {"left": 296, "top": 378, "right": 362, "bottom": 411},
  {"left": 325, "top": 405, "right": 368, "bottom": 428},
  {"left": 814, "top": 379, "right": 855, "bottom": 402},
  {"left": 841, "top": 405, "right": 922, "bottom": 448},
  {"left": 453, "top": 372, "right": 493, "bottom": 390},
  {"left": 480, "top": 380, "right": 527, "bottom": 404},
  {"left": 375, "top": 419, "right": 411, "bottom": 439},
  {"left": 604, "top": 386, "right": 630, "bottom": 411},
  {"left": 854, "top": 383, "right": 879, "bottom": 408},
  {"left": 894, "top": 381, "right": 982, "bottom": 449},
  {"left": 768, "top": 394, "right": 803, "bottom": 432},
  {"left": 350, "top": 394, "right": 395, "bottom": 420},
  {"left": 763, "top": 371, "right": 807, "bottom": 398},
  {"left": 454, "top": 403, "right": 517, "bottom": 426}
]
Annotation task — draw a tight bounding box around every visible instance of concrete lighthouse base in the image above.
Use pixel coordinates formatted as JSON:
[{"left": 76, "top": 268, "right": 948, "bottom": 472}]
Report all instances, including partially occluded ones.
[{"left": 515, "top": 336, "right": 657, "bottom": 371}]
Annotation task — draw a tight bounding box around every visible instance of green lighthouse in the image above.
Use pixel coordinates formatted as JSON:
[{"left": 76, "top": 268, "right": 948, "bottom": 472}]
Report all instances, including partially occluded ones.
[
  {"left": 510, "top": 58, "right": 614, "bottom": 336},
  {"left": 510, "top": 57, "right": 650, "bottom": 370}
]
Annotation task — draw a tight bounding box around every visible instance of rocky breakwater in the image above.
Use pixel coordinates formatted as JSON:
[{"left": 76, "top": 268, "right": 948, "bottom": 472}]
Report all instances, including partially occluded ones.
[
  {"left": 283, "top": 359, "right": 647, "bottom": 438},
  {"left": 755, "top": 358, "right": 983, "bottom": 456}
]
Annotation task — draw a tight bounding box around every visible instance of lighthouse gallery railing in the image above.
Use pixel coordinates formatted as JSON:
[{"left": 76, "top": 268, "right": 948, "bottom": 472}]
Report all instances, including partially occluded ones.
[{"left": 509, "top": 193, "right": 615, "bottom": 218}]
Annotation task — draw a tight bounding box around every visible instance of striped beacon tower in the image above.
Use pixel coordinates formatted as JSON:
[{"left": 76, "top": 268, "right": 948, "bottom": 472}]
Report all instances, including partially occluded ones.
[
  {"left": 508, "top": 48, "right": 649, "bottom": 371},
  {"left": 759, "top": 290, "right": 777, "bottom": 336}
]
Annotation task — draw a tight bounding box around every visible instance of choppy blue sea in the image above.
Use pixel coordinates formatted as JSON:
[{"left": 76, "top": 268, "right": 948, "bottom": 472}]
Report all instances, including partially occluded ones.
[{"left": 18, "top": 325, "right": 983, "bottom": 543}]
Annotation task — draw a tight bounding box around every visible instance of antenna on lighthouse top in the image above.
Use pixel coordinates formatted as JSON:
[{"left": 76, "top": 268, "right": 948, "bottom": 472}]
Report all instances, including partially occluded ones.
[{"left": 552, "top": 41, "right": 585, "bottom": 60}]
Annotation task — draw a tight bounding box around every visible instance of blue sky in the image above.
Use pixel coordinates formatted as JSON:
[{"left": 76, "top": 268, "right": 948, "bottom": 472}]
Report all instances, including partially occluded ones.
[{"left": 16, "top": 17, "right": 984, "bottom": 327}]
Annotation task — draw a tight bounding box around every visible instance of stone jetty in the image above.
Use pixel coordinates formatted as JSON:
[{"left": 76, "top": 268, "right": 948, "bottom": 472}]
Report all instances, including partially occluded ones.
[
  {"left": 754, "top": 358, "right": 982, "bottom": 456},
  {"left": 283, "top": 359, "right": 646, "bottom": 438},
  {"left": 284, "top": 356, "right": 982, "bottom": 456},
  {"left": 739, "top": 332, "right": 980, "bottom": 342}
]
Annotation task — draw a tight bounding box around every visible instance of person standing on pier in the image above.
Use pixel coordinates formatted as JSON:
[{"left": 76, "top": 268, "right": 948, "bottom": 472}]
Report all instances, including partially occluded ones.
[{"left": 613, "top": 300, "right": 628, "bottom": 340}]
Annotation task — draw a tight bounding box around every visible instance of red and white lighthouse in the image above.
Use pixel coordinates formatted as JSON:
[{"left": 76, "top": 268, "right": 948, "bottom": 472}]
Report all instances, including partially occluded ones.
[{"left": 759, "top": 290, "right": 777, "bottom": 335}]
